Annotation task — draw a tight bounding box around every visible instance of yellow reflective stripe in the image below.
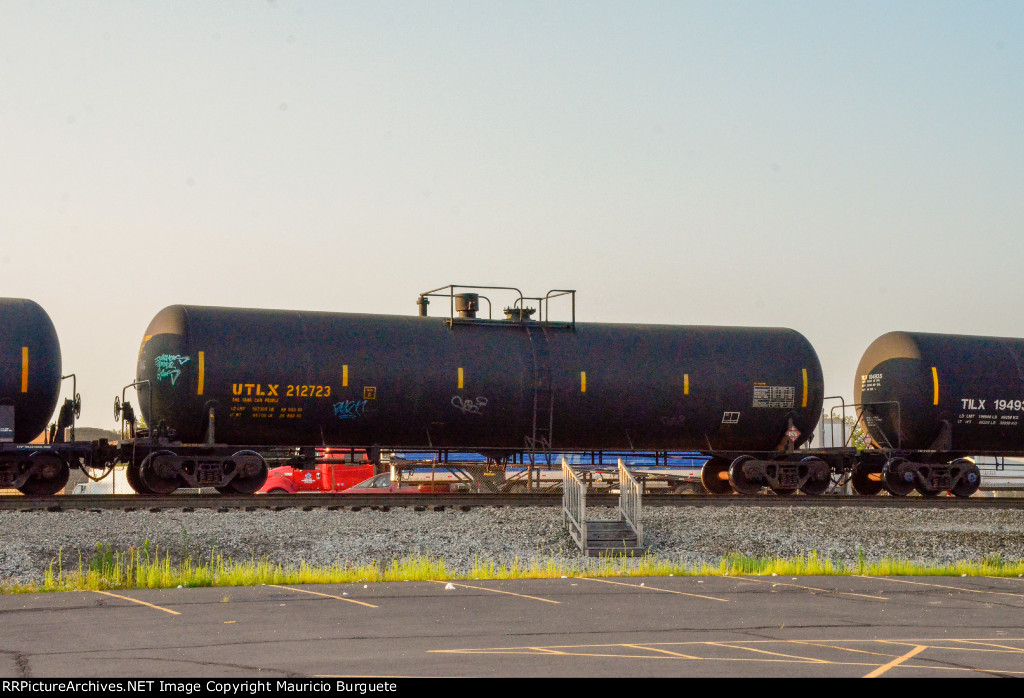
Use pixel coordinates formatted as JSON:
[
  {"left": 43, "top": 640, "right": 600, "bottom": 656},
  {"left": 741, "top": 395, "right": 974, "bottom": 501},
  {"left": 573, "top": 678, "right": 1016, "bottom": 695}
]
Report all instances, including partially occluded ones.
[
  {"left": 342, "top": 365, "right": 349, "bottom": 387},
  {"left": 458, "top": 367, "right": 464, "bottom": 389},
  {"left": 684, "top": 373, "right": 689, "bottom": 395},
  {"left": 932, "top": 366, "right": 939, "bottom": 405},
  {"left": 21, "top": 347, "right": 28, "bottom": 393},
  {"left": 801, "top": 369, "right": 808, "bottom": 408},
  {"left": 197, "top": 351, "right": 205, "bottom": 395},
  {"left": 580, "top": 371, "right": 587, "bottom": 393}
]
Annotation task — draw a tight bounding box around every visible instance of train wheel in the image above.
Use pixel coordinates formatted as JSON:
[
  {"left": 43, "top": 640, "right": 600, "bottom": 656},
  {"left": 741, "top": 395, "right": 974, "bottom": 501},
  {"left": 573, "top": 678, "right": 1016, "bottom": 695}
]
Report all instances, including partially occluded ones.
[
  {"left": 700, "top": 458, "right": 733, "bottom": 495},
  {"left": 770, "top": 487, "right": 796, "bottom": 496},
  {"left": 224, "top": 451, "right": 268, "bottom": 494},
  {"left": 851, "top": 463, "right": 884, "bottom": 496},
  {"left": 799, "top": 457, "right": 831, "bottom": 496},
  {"left": 266, "top": 488, "right": 289, "bottom": 495},
  {"left": 125, "top": 462, "right": 152, "bottom": 494},
  {"left": 17, "top": 454, "right": 70, "bottom": 496},
  {"left": 950, "top": 459, "right": 981, "bottom": 498},
  {"left": 728, "top": 456, "right": 761, "bottom": 495},
  {"left": 139, "top": 451, "right": 180, "bottom": 495},
  {"left": 800, "top": 477, "right": 829, "bottom": 496},
  {"left": 882, "top": 457, "right": 915, "bottom": 497}
]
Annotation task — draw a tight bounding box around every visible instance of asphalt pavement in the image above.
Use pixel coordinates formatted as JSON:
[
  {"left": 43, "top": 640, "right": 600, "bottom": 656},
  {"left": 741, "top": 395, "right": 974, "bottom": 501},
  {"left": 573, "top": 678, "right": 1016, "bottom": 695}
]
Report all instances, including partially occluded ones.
[{"left": 2, "top": 575, "right": 1024, "bottom": 678}]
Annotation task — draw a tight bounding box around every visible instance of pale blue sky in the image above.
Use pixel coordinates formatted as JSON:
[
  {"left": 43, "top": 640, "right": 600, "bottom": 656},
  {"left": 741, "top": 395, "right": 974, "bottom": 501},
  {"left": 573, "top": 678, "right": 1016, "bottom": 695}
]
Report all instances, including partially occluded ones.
[{"left": 2, "top": 1, "right": 1022, "bottom": 428}]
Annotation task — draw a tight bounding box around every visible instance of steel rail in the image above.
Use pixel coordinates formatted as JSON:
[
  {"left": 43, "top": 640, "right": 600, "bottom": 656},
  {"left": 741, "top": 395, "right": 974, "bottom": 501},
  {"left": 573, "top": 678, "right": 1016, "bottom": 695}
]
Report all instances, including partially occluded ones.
[{"left": 2, "top": 493, "right": 1024, "bottom": 513}]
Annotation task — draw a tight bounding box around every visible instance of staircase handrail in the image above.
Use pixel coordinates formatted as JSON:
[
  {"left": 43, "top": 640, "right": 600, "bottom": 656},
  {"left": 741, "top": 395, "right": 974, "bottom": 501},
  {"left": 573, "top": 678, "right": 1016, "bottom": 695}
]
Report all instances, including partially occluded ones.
[
  {"left": 562, "top": 458, "right": 587, "bottom": 550},
  {"left": 618, "top": 459, "right": 643, "bottom": 547}
]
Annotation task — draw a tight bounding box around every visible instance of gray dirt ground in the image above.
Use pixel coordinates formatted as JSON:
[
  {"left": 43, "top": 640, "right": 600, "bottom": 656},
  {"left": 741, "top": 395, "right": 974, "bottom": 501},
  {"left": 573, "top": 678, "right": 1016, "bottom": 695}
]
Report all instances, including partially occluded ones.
[{"left": 2, "top": 505, "right": 1023, "bottom": 584}]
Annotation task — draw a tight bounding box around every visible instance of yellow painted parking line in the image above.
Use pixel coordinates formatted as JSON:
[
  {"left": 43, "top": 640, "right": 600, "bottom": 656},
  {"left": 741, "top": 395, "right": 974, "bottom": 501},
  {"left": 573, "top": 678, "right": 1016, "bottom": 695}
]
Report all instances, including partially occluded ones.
[
  {"left": 864, "top": 644, "right": 926, "bottom": 678},
  {"left": 428, "top": 638, "right": 1024, "bottom": 673},
  {"left": 792, "top": 640, "right": 896, "bottom": 658},
  {"left": 624, "top": 644, "right": 701, "bottom": 660},
  {"left": 429, "top": 580, "right": 559, "bottom": 604},
  {"left": 955, "top": 640, "right": 1024, "bottom": 654},
  {"left": 862, "top": 576, "right": 1024, "bottom": 599},
  {"left": 706, "top": 642, "right": 829, "bottom": 664},
  {"left": 269, "top": 584, "right": 378, "bottom": 608},
  {"left": 92, "top": 590, "right": 180, "bottom": 616},
  {"left": 578, "top": 577, "right": 729, "bottom": 602},
  {"left": 735, "top": 576, "right": 888, "bottom": 600},
  {"left": 431, "top": 641, "right": 652, "bottom": 654},
  {"left": 431, "top": 647, "right": 763, "bottom": 661}
]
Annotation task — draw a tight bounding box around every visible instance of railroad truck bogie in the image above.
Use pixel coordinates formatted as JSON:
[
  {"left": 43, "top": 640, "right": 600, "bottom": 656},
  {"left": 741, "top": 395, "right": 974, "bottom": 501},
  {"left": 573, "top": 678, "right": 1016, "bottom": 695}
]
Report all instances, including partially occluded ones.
[
  {"left": 721, "top": 453, "right": 834, "bottom": 496},
  {"left": 127, "top": 446, "right": 269, "bottom": 495}
]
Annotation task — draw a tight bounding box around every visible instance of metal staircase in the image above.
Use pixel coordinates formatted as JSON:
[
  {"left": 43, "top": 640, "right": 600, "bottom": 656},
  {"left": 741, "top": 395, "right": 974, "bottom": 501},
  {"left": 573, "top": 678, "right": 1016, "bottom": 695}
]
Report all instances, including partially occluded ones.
[{"left": 562, "top": 459, "right": 646, "bottom": 557}]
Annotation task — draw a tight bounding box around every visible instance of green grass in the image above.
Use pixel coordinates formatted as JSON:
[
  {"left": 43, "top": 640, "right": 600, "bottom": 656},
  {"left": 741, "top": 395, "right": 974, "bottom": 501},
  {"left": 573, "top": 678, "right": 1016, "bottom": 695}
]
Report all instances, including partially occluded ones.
[{"left": 1, "top": 545, "right": 1023, "bottom": 594}]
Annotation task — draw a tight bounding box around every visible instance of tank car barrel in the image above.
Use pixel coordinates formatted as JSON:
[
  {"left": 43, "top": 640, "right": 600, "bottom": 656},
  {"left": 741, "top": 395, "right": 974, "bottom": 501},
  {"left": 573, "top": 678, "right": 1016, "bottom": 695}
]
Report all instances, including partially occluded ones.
[{"left": 133, "top": 302, "right": 825, "bottom": 456}]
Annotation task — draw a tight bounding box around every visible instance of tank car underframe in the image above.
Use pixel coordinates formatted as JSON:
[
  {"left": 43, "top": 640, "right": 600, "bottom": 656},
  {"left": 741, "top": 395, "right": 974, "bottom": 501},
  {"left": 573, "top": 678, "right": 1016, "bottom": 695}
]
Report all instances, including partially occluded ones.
[
  {"left": 0, "top": 442, "right": 113, "bottom": 496},
  {"left": 850, "top": 449, "right": 981, "bottom": 498},
  {"left": 699, "top": 449, "right": 851, "bottom": 496},
  {"left": 117, "top": 441, "right": 269, "bottom": 495},
  {"left": 698, "top": 447, "right": 985, "bottom": 498}
]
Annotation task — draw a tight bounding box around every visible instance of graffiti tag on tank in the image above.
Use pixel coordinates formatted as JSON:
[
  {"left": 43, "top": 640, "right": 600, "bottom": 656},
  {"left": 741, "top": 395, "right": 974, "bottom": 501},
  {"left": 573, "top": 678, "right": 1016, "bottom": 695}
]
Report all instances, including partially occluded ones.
[
  {"left": 451, "top": 396, "right": 488, "bottom": 415},
  {"left": 155, "top": 355, "right": 190, "bottom": 385},
  {"left": 334, "top": 400, "right": 368, "bottom": 420}
]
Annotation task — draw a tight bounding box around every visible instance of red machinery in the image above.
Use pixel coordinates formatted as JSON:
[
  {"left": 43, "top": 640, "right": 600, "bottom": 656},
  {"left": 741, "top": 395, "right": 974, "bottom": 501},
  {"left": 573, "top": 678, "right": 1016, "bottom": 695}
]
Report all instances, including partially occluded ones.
[{"left": 258, "top": 449, "right": 374, "bottom": 494}]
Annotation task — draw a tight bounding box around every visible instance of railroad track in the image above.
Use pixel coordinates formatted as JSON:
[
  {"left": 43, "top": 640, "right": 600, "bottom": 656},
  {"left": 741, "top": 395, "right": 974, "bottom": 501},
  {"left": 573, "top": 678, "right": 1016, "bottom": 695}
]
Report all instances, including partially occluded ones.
[{"left": 4, "top": 492, "right": 1024, "bottom": 512}]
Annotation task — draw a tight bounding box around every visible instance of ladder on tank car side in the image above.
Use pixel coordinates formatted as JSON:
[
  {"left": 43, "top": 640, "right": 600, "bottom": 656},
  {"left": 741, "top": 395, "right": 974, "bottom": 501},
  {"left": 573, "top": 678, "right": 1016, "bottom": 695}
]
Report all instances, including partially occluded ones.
[{"left": 525, "top": 323, "right": 555, "bottom": 470}]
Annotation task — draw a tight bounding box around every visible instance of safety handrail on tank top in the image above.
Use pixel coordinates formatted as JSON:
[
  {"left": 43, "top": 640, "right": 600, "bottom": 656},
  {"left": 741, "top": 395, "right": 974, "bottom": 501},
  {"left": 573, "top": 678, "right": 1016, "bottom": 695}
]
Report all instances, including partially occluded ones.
[{"left": 417, "top": 284, "right": 576, "bottom": 329}]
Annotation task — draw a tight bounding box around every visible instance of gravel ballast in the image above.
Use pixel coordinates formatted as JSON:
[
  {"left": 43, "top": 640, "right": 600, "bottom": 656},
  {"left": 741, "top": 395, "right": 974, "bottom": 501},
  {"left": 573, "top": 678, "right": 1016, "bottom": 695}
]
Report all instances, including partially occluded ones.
[{"left": 2, "top": 505, "right": 1024, "bottom": 584}]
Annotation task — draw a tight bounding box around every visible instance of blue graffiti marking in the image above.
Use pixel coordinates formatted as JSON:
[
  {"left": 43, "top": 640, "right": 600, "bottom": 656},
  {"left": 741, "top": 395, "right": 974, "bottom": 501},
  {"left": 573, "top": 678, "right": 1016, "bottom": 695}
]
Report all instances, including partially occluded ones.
[
  {"left": 155, "top": 354, "right": 191, "bottom": 386},
  {"left": 333, "top": 400, "right": 368, "bottom": 420}
]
